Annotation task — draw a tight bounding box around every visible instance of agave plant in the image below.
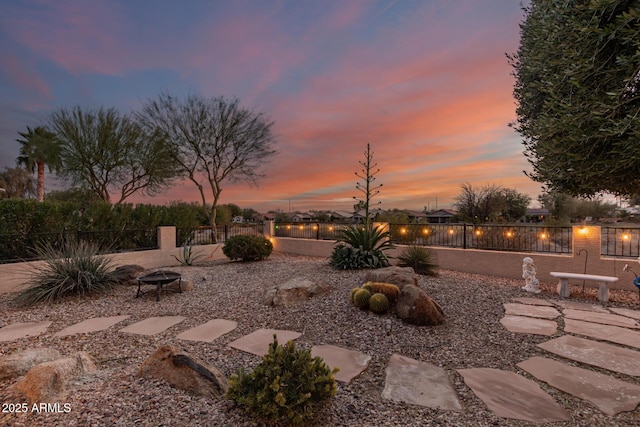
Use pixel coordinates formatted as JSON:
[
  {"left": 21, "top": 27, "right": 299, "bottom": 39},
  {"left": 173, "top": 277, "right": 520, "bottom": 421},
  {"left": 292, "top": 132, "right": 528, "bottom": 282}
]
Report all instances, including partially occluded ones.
[
  {"left": 329, "top": 225, "right": 393, "bottom": 269},
  {"left": 14, "top": 240, "right": 118, "bottom": 306}
]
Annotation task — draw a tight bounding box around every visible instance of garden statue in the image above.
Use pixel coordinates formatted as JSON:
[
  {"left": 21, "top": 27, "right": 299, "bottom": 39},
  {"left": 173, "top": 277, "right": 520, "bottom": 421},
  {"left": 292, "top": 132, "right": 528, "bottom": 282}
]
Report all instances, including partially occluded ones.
[{"left": 522, "top": 257, "right": 541, "bottom": 294}]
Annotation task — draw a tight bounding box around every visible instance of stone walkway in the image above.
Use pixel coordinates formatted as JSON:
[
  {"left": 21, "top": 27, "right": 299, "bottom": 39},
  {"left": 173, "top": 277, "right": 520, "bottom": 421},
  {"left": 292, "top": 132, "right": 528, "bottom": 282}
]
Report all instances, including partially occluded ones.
[{"left": 1, "top": 299, "right": 640, "bottom": 423}]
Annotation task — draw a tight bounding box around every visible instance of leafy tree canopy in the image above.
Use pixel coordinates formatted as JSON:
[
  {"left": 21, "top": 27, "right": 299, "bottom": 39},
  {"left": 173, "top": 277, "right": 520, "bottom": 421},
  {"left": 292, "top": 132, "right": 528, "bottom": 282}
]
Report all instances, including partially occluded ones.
[
  {"left": 509, "top": 0, "right": 640, "bottom": 197},
  {"left": 16, "top": 126, "right": 61, "bottom": 202},
  {"left": 454, "top": 183, "right": 531, "bottom": 223}
]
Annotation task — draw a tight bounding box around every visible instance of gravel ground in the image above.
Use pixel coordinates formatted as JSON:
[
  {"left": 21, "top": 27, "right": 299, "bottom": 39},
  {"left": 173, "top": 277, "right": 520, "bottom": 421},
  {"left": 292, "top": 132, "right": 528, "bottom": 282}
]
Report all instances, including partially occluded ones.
[{"left": 1, "top": 252, "right": 640, "bottom": 427}]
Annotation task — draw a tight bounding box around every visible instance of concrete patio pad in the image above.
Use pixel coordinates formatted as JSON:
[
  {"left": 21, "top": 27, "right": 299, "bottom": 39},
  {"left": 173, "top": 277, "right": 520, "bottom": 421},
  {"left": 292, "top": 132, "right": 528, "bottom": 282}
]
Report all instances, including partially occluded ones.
[
  {"left": 176, "top": 319, "right": 237, "bottom": 343},
  {"left": 228, "top": 328, "right": 301, "bottom": 356},
  {"left": 609, "top": 307, "right": 640, "bottom": 321},
  {"left": 457, "top": 368, "right": 570, "bottom": 423},
  {"left": 511, "top": 297, "right": 555, "bottom": 306},
  {"left": 0, "top": 321, "right": 52, "bottom": 342},
  {"left": 311, "top": 344, "right": 371, "bottom": 384},
  {"left": 55, "top": 315, "right": 130, "bottom": 337},
  {"left": 500, "top": 315, "right": 558, "bottom": 336},
  {"left": 564, "top": 318, "right": 640, "bottom": 350},
  {"left": 538, "top": 335, "right": 640, "bottom": 377},
  {"left": 504, "top": 303, "right": 561, "bottom": 319},
  {"left": 554, "top": 300, "right": 609, "bottom": 313},
  {"left": 562, "top": 309, "right": 639, "bottom": 329},
  {"left": 518, "top": 356, "right": 640, "bottom": 416},
  {"left": 119, "top": 316, "right": 186, "bottom": 336},
  {"left": 381, "top": 354, "right": 461, "bottom": 410}
]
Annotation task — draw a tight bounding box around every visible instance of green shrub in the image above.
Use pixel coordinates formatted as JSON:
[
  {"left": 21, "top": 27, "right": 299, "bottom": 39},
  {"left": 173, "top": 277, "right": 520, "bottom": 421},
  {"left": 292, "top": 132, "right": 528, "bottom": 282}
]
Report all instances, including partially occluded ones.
[
  {"left": 329, "top": 225, "right": 393, "bottom": 269},
  {"left": 14, "top": 240, "right": 118, "bottom": 307},
  {"left": 227, "top": 335, "right": 338, "bottom": 427},
  {"left": 222, "top": 235, "right": 273, "bottom": 261},
  {"left": 397, "top": 245, "right": 439, "bottom": 276}
]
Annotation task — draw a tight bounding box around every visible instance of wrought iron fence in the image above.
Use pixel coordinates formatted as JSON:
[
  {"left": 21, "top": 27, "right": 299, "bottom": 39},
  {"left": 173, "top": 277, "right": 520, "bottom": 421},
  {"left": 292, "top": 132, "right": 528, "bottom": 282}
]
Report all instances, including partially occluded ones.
[
  {"left": 176, "top": 224, "right": 263, "bottom": 246},
  {"left": 0, "top": 228, "right": 158, "bottom": 264},
  {"left": 601, "top": 227, "right": 640, "bottom": 258},
  {"left": 275, "top": 222, "right": 573, "bottom": 254}
]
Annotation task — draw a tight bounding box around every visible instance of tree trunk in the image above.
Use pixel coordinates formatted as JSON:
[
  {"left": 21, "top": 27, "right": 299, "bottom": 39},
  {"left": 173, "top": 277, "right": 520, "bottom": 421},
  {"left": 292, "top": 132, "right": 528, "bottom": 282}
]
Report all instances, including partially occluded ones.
[{"left": 37, "top": 161, "right": 45, "bottom": 202}]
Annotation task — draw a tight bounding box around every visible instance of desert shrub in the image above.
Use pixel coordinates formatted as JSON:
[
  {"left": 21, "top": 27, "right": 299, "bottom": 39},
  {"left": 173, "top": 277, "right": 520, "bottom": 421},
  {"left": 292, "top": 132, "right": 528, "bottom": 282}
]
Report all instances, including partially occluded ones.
[
  {"left": 397, "top": 245, "right": 439, "bottom": 276},
  {"left": 329, "top": 225, "right": 393, "bottom": 269},
  {"left": 14, "top": 240, "right": 118, "bottom": 306},
  {"left": 227, "top": 335, "right": 338, "bottom": 426},
  {"left": 222, "top": 235, "right": 273, "bottom": 261}
]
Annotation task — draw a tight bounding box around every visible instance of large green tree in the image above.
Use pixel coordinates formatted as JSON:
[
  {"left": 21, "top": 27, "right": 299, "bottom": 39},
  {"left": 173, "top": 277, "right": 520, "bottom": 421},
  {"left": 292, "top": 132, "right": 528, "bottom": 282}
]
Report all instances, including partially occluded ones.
[
  {"left": 16, "top": 126, "right": 61, "bottom": 202},
  {"left": 49, "top": 106, "right": 177, "bottom": 203},
  {"left": 453, "top": 183, "right": 530, "bottom": 223},
  {"left": 137, "top": 94, "right": 277, "bottom": 228},
  {"left": 510, "top": 0, "right": 640, "bottom": 197}
]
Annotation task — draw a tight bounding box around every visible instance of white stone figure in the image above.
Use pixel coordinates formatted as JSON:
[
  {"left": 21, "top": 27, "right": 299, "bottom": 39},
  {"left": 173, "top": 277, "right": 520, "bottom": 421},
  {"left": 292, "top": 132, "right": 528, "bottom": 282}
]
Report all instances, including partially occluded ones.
[{"left": 522, "top": 257, "right": 541, "bottom": 294}]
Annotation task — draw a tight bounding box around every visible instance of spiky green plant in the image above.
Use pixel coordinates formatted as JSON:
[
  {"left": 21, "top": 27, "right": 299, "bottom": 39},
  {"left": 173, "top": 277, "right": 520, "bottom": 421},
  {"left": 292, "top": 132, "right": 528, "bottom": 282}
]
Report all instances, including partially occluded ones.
[
  {"left": 350, "top": 287, "right": 361, "bottom": 303},
  {"left": 227, "top": 335, "right": 338, "bottom": 427},
  {"left": 353, "top": 288, "right": 371, "bottom": 310},
  {"left": 329, "top": 225, "right": 393, "bottom": 270},
  {"left": 14, "top": 240, "right": 118, "bottom": 306},
  {"left": 173, "top": 244, "right": 204, "bottom": 266},
  {"left": 367, "top": 282, "right": 400, "bottom": 303},
  {"left": 369, "top": 293, "right": 390, "bottom": 314},
  {"left": 362, "top": 282, "right": 373, "bottom": 292},
  {"left": 397, "top": 245, "right": 439, "bottom": 276}
]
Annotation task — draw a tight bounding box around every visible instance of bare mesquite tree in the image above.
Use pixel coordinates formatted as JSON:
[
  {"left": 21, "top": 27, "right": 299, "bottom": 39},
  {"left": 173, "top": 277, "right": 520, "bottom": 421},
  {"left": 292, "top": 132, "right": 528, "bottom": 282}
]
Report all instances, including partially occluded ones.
[
  {"left": 353, "top": 143, "right": 382, "bottom": 228},
  {"left": 50, "top": 106, "right": 176, "bottom": 203},
  {"left": 137, "top": 94, "right": 277, "bottom": 228}
]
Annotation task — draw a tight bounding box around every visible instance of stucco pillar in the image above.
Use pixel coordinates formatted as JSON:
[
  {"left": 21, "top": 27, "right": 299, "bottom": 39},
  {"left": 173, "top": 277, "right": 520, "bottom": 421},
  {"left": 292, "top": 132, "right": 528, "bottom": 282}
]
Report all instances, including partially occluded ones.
[{"left": 157, "top": 226, "right": 176, "bottom": 250}]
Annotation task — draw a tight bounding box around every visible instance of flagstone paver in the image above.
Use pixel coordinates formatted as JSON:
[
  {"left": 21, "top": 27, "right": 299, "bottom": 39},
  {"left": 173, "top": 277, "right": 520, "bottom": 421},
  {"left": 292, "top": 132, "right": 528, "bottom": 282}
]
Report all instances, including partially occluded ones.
[
  {"left": 457, "top": 368, "right": 570, "bottom": 423},
  {"left": 0, "top": 321, "right": 52, "bottom": 342},
  {"left": 554, "top": 300, "right": 609, "bottom": 313},
  {"left": 176, "top": 319, "right": 237, "bottom": 343},
  {"left": 609, "top": 307, "right": 640, "bottom": 321},
  {"left": 310, "top": 344, "right": 371, "bottom": 384},
  {"left": 518, "top": 356, "right": 640, "bottom": 416},
  {"left": 564, "top": 318, "right": 640, "bottom": 350},
  {"left": 562, "top": 308, "right": 640, "bottom": 329},
  {"left": 119, "top": 316, "right": 186, "bottom": 336},
  {"left": 504, "top": 303, "right": 561, "bottom": 319},
  {"left": 381, "top": 354, "right": 461, "bottom": 410},
  {"left": 228, "top": 328, "right": 301, "bottom": 356},
  {"left": 500, "top": 315, "right": 558, "bottom": 336},
  {"left": 538, "top": 335, "right": 640, "bottom": 377},
  {"left": 511, "top": 297, "right": 555, "bottom": 307},
  {"left": 55, "top": 315, "right": 131, "bottom": 337}
]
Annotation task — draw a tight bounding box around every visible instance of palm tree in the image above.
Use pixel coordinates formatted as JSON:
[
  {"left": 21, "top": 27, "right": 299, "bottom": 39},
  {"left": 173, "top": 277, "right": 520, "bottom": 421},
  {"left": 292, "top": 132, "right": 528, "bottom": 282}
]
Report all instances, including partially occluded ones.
[{"left": 16, "top": 126, "right": 61, "bottom": 202}]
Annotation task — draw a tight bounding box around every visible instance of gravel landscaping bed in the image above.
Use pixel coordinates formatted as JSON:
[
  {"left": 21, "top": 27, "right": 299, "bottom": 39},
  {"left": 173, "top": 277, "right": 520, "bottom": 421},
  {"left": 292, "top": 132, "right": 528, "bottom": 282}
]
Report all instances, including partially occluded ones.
[{"left": 1, "top": 252, "right": 639, "bottom": 426}]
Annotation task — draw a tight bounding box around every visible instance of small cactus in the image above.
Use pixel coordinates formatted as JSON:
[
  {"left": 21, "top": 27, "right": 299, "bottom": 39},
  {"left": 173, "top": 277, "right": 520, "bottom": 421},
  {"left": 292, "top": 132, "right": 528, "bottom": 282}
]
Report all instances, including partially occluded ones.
[
  {"left": 350, "top": 287, "right": 361, "bottom": 303},
  {"left": 353, "top": 289, "right": 371, "bottom": 310},
  {"left": 368, "top": 282, "right": 400, "bottom": 303},
  {"left": 369, "top": 293, "right": 389, "bottom": 314},
  {"left": 362, "top": 282, "right": 373, "bottom": 292}
]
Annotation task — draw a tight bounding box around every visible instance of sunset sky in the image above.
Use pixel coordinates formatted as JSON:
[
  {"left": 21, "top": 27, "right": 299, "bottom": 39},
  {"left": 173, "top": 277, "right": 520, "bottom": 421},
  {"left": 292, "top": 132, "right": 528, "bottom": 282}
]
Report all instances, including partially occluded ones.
[{"left": 0, "top": 0, "right": 537, "bottom": 213}]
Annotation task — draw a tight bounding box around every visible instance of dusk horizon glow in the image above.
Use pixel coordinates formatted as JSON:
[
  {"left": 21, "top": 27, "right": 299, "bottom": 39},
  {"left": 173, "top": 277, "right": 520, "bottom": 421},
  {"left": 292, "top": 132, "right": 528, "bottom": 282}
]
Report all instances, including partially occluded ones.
[{"left": 0, "top": 0, "right": 539, "bottom": 213}]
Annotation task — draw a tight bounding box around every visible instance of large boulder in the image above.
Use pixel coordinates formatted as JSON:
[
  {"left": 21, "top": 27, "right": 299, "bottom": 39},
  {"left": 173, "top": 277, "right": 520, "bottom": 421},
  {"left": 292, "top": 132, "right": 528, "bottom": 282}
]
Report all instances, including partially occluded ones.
[
  {"left": 137, "top": 345, "right": 228, "bottom": 398},
  {"left": 396, "top": 285, "right": 445, "bottom": 326},
  {"left": 113, "top": 264, "right": 146, "bottom": 285},
  {"left": 263, "top": 277, "right": 331, "bottom": 307},
  {"left": 0, "top": 348, "right": 62, "bottom": 381},
  {"left": 364, "top": 266, "right": 419, "bottom": 289},
  {"left": 13, "top": 352, "right": 97, "bottom": 403}
]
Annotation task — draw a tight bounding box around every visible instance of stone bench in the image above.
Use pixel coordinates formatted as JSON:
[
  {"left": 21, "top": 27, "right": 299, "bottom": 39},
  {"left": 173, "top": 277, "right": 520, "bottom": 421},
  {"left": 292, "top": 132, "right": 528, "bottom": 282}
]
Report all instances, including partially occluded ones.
[{"left": 549, "top": 272, "right": 618, "bottom": 303}]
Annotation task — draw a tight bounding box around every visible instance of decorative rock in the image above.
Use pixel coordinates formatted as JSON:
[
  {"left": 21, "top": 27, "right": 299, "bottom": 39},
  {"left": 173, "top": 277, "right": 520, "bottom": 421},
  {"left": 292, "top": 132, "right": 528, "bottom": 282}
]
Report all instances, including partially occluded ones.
[
  {"left": 395, "top": 284, "right": 444, "bottom": 326},
  {"left": 113, "top": 264, "right": 146, "bottom": 284},
  {"left": 13, "top": 352, "right": 96, "bottom": 403},
  {"left": 137, "top": 345, "right": 228, "bottom": 397},
  {"left": 166, "top": 279, "right": 193, "bottom": 292},
  {"left": 263, "top": 277, "right": 330, "bottom": 307},
  {"left": 364, "top": 266, "right": 419, "bottom": 289},
  {"left": 0, "top": 348, "right": 62, "bottom": 381}
]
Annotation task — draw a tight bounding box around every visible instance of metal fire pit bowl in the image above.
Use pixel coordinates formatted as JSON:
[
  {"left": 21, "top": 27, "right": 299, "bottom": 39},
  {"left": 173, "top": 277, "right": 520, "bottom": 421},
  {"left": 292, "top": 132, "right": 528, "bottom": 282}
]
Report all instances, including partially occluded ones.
[{"left": 136, "top": 271, "right": 182, "bottom": 302}]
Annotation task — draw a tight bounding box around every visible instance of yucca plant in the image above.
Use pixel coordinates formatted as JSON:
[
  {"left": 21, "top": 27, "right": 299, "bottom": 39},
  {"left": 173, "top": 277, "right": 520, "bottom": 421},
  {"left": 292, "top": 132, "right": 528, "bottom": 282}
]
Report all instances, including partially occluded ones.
[
  {"left": 14, "top": 240, "right": 118, "bottom": 306},
  {"left": 330, "top": 225, "right": 393, "bottom": 269},
  {"left": 397, "top": 245, "right": 439, "bottom": 276},
  {"left": 173, "top": 244, "right": 204, "bottom": 266}
]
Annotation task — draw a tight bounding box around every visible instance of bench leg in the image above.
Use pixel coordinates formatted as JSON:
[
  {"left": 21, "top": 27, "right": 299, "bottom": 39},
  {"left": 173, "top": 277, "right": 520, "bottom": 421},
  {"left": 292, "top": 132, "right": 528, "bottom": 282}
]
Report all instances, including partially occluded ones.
[
  {"left": 597, "top": 283, "right": 609, "bottom": 303},
  {"left": 557, "top": 279, "right": 570, "bottom": 298}
]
